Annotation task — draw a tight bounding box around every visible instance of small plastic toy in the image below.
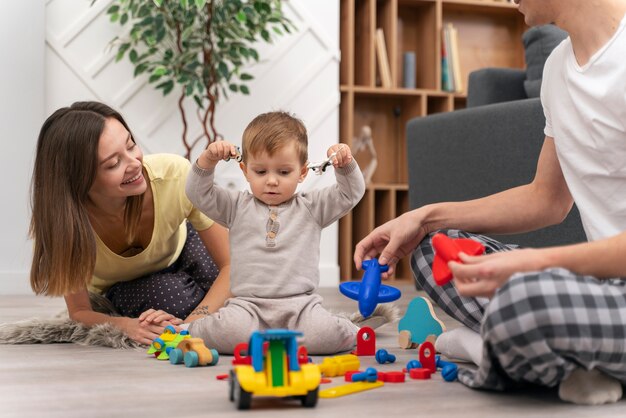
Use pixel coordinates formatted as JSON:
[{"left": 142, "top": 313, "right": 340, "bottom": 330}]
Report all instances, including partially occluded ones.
[
  {"left": 353, "top": 326, "right": 376, "bottom": 356},
  {"left": 229, "top": 329, "right": 321, "bottom": 410},
  {"left": 146, "top": 325, "right": 190, "bottom": 360},
  {"left": 225, "top": 145, "right": 243, "bottom": 162},
  {"left": 351, "top": 367, "right": 378, "bottom": 383},
  {"left": 405, "top": 359, "right": 422, "bottom": 372},
  {"left": 375, "top": 349, "right": 396, "bottom": 364},
  {"left": 409, "top": 368, "right": 432, "bottom": 380},
  {"left": 339, "top": 258, "right": 401, "bottom": 318},
  {"left": 436, "top": 356, "right": 459, "bottom": 382},
  {"left": 397, "top": 297, "right": 446, "bottom": 349},
  {"left": 377, "top": 371, "right": 405, "bottom": 383},
  {"left": 318, "top": 354, "right": 360, "bottom": 377},
  {"left": 318, "top": 380, "right": 384, "bottom": 398},
  {"left": 419, "top": 341, "right": 437, "bottom": 373},
  {"left": 431, "top": 233, "right": 485, "bottom": 285},
  {"left": 169, "top": 338, "right": 219, "bottom": 367},
  {"left": 308, "top": 146, "right": 343, "bottom": 175}
]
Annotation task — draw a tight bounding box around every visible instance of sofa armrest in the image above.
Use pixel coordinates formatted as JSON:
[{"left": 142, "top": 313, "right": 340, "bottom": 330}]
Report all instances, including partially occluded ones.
[
  {"left": 466, "top": 68, "right": 527, "bottom": 108},
  {"left": 406, "top": 98, "right": 585, "bottom": 248}
]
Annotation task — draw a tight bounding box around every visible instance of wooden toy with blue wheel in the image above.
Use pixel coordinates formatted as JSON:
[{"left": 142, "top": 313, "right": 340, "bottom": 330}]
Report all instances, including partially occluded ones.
[{"left": 339, "top": 258, "right": 401, "bottom": 317}]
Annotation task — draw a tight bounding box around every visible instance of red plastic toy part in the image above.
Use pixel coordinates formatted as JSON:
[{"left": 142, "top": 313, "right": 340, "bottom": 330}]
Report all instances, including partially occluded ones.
[{"left": 431, "top": 233, "right": 485, "bottom": 286}]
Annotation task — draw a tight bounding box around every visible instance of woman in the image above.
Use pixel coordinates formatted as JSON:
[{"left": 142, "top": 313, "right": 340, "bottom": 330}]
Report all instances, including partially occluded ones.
[{"left": 30, "top": 101, "right": 231, "bottom": 345}]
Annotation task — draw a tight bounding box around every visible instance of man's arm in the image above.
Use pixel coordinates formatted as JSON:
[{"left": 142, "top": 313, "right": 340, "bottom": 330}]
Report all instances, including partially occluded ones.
[
  {"left": 185, "top": 223, "right": 232, "bottom": 322},
  {"left": 355, "top": 136, "right": 573, "bottom": 274},
  {"left": 421, "top": 136, "right": 573, "bottom": 235}
]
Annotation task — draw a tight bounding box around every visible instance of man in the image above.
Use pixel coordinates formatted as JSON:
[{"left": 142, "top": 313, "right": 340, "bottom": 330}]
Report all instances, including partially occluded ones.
[{"left": 354, "top": 0, "right": 626, "bottom": 405}]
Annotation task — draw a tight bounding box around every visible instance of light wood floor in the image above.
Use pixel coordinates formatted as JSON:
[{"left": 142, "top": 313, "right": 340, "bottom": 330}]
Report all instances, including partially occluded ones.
[{"left": 1, "top": 284, "right": 623, "bottom": 417}]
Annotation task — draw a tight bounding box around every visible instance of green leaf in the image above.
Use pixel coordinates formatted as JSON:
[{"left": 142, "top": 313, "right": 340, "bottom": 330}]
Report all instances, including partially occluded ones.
[
  {"left": 180, "top": 0, "right": 189, "bottom": 9},
  {"left": 240, "top": 73, "right": 253, "bottom": 81},
  {"left": 240, "top": 85, "right": 250, "bottom": 95},
  {"left": 261, "top": 29, "right": 270, "bottom": 43},
  {"left": 107, "top": 5, "right": 120, "bottom": 14},
  {"left": 115, "top": 43, "right": 130, "bottom": 62},
  {"left": 195, "top": 0, "right": 208, "bottom": 9},
  {"left": 149, "top": 74, "right": 162, "bottom": 83},
  {"left": 120, "top": 13, "right": 128, "bottom": 25},
  {"left": 134, "top": 63, "right": 149, "bottom": 77},
  {"left": 236, "top": 10, "right": 246, "bottom": 23},
  {"left": 193, "top": 94, "right": 204, "bottom": 109},
  {"left": 110, "top": 13, "right": 120, "bottom": 23},
  {"left": 229, "top": 84, "right": 238, "bottom": 92},
  {"left": 153, "top": 0, "right": 164, "bottom": 7},
  {"left": 152, "top": 66, "right": 168, "bottom": 76},
  {"left": 157, "top": 80, "right": 175, "bottom": 95},
  {"left": 217, "top": 61, "right": 229, "bottom": 79},
  {"left": 129, "top": 49, "right": 138, "bottom": 63}
]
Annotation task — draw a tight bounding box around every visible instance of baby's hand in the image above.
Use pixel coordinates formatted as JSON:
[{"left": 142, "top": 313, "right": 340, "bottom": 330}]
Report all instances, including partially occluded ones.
[
  {"left": 198, "top": 141, "right": 239, "bottom": 169},
  {"left": 327, "top": 144, "right": 353, "bottom": 168}
]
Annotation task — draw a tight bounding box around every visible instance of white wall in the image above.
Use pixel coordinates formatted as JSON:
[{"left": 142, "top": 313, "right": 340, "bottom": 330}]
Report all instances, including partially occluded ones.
[
  {"left": 0, "top": 1, "right": 45, "bottom": 294},
  {"left": 0, "top": 0, "right": 340, "bottom": 294}
]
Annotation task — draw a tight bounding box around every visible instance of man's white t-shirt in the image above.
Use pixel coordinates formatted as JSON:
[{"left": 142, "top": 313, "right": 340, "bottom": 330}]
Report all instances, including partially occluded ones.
[{"left": 541, "top": 15, "right": 626, "bottom": 242}]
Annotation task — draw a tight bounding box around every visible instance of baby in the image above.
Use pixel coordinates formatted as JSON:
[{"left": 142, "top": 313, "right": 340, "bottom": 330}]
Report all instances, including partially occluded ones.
[{"left": 185, "top": 111, "right": 366, "bottom": 354}]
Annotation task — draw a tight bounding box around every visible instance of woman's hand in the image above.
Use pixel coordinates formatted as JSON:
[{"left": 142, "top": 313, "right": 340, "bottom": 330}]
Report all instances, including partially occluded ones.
[
  {"left": 138, "top": 308, "right": 183, "bottom": 326},
  {"left": 450, "top": 248, "right": 544, "bottom": 298},
  {"left": 118, "top": 317, "right": 179, "bottom": 346}
]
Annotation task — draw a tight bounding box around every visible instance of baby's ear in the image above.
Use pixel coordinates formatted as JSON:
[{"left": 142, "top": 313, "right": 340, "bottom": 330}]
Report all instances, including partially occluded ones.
[
  {"left": 239, "top": 162, "right": 249, "bottom": 180},
  {"left": 299, "top": 163, "right": 308, "bottom": 183}
]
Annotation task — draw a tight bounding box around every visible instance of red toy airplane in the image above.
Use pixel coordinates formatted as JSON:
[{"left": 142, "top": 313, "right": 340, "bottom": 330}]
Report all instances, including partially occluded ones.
[{"left": 431, "top": 233, "right": 485, "bottom": 286}]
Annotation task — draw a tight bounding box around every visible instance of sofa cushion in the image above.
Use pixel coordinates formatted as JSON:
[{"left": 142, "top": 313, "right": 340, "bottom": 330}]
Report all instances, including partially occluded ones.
[{"left": 522, "top": 24, "right": 568, "bottom": 98}]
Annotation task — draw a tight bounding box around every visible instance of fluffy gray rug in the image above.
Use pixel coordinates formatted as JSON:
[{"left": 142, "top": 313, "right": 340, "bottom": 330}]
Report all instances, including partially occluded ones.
[{"left": 0, "top": 293, "right": 142, "bottom": 349}]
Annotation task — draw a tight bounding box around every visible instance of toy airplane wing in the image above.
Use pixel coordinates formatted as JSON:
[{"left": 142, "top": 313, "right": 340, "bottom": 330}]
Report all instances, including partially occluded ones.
[{"left": 432, "top": 234, "right": 485, "bottom": 286}]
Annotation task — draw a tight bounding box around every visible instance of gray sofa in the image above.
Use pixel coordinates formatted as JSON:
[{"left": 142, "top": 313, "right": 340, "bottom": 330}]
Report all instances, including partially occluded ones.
[
  {"left": 406, "top": 96, "right": 585, "bottom": 248},
  {"left": 405, "top": 24, "right": 585, "bottom": 249}
]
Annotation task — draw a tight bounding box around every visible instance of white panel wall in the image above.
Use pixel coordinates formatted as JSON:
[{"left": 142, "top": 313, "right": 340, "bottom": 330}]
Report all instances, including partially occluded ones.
[
  {"left": 0, "top": 1, "right": 45, "bottom": 295},
  {"left": 0, "top": 0, "right": 341, "bottom": 294}
]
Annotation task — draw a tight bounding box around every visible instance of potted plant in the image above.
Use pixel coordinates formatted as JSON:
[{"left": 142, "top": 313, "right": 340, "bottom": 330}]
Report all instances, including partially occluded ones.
[{"left": 105, "top": 0, "right": 294, "bottom": 158}]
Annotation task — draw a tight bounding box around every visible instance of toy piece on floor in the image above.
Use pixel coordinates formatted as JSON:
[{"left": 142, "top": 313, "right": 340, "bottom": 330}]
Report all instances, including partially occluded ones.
[
  {"left": 409, "top": 368, "right": 432, "bottom": 380},
  {"left": 339, "top": 258, "right": 401, "bottom": 318},
  {"left": 436, "top": 356, "right": 459, "bottom": 382},
  {"left": 419, "top": 341, "right": 437, "bottom": 373},
  {"left": 378, "top": 371, "right": 405, "bottom": 383},
  {"left": 169, "top": 338, "right": 219, "bottom": 367},
  {"left": 375, "top": 349, "right": 396, "bottom": 364},
  {"left": 318, "top": 380, "right": 384, "bottom": 398},
  {"left": 431, "top": 233, "right": 485, "bottom": 285},
  {"left": 232, "top": 342, "right": 252, "bottom": 365},
  {"left": 146, "top": 325, "right": 190, "bottom": 360},
  {"left": 352, "top": 326, "right": 376, "bottom": 356},
  {"left": 229, "top": 329, "right": 321, "bottom": 410},
  {"left": 318, "top": 354, "right": 360, "bottom": 377},
  {"left": 397, "top": 297, "right": 446, "bottom": 349},
  {"left": 351, "top": 367, "right": 378, "bottom": 383}
]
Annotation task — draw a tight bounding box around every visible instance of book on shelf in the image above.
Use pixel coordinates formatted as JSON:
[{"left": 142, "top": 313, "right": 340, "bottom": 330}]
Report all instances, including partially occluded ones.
[
  {"left": 448, "top": 23, "right": 464, "bottom": 93},
  {"left": 441, "top": 23, "right": 463, "bottom": 93},
  {"left": 441, "top": 25, "right": 454, "bottom": 92},
  {"left": 375, "top": 28, "right": 392, "bottom": 88}
]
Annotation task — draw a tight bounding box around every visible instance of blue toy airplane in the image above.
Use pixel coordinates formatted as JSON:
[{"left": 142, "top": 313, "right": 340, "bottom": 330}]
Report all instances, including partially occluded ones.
[{"left": 339, "top": 258, "right": 401, "bottom": 318}]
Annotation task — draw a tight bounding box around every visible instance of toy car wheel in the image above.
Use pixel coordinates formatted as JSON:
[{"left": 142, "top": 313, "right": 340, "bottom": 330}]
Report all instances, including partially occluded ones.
[
  {"left": 228, "top": 370, "right": 236, "bottom": 402},
  {"left": 184, "top": 351, "right": 199, "bottom": 368},
  {"left": 152, "top": 338, "right": 165, "bottom": 351},
  {"left": 300, "top": 387, "right": 318, "bottom": 408},
  {"left": 233, "top": 375, "right": 252, "bottom": 410},
  {"left": 169, "top": 348, "right": 184, "bottom": 365},
  {"left": 164, "top": 325, "right": 176, "bottom": 334},
  {"left": 209, "top": 348, "right": 219, "bottom": 366}
]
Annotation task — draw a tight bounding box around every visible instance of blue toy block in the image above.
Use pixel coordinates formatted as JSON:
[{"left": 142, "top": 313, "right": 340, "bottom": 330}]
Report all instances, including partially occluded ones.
[{"left": 352, "top": 367, "right": 378, "bottom": 383}]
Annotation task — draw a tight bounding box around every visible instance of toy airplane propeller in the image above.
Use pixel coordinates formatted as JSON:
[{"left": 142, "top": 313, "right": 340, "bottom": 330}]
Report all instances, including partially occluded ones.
[
  {"left": 431, "top": 233, "right": 485, "bottom": 286},
  {"left": 340, "top": 258, "right": 401, "bottom": 318}
]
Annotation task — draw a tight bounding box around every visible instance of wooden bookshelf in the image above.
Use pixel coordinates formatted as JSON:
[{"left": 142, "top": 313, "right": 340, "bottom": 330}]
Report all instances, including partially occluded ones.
[{"left": 339, "top": 0, "right": 526, "bottom": 282}]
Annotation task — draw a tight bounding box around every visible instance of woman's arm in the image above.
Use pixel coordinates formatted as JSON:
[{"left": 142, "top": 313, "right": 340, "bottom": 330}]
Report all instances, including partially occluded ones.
[
  {"left": 184, "top": 223, "right": 232, "bottom": 322},
  {"left": 65, "top": 290, "right": 181, "bottom": 345}
]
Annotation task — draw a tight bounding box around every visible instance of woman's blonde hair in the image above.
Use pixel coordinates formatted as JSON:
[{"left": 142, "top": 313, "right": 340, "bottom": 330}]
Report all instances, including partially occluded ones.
[
  {"left": 30, "top": 102, "right": 143, "bottom": 296},
  {"left": 241, "top": 111, "right": 308, "bottom": 165}
]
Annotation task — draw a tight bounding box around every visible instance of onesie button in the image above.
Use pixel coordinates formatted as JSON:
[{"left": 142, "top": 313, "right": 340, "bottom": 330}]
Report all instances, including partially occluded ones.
[{"left": 267, "top": 231, "right": 276, "bottom": 239}]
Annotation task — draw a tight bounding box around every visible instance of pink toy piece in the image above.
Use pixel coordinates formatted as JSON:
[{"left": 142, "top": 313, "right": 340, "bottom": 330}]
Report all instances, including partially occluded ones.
[{"left": 431, "top": 233, "right": 485, "bottom": 285}]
